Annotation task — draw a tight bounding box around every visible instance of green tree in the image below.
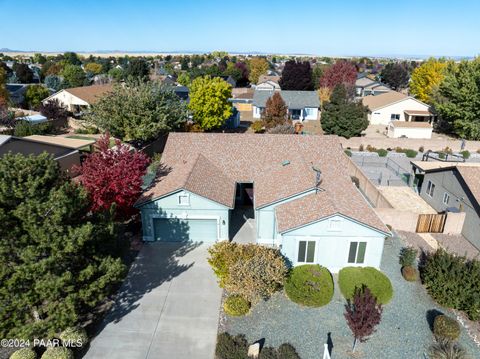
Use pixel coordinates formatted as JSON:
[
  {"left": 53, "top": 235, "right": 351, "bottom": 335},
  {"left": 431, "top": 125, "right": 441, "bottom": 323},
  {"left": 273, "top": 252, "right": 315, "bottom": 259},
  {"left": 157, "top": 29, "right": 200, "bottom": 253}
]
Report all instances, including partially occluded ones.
[
  {"left": 84, "top": 62, "right": 103, "bottom": 75},
  {"left": 62, "top": 51, "right": 82, "bottom": 65},
  {"left": 380, "top": 62, "right": 409, "bottom": 90},
  {"left": 321, "top": 85, "right": 369, "bottom": 138},
  {"left": 177, "top": 72, "right": 191, "bottom": 86},
  {"left": 86, "top": 80, "right": 188, "bottom": 142},
  {"left": 44, "top": 75, "right": 63, "bottom": 91},
  {"left": 32, "top": 53, "right": 47, "bottom": 64},
  {"left": 24, "top": 85, "right": 50, "bottom": 109},
  {"left": 434, "top": 59, "right": 480, "bottom": 139},
  {"left": 124, "top": 58, "right": 149, "bottom": 81},
  {"left": 188, "top": 76, "right": 232, "bottom": 130},
  {"left": 410, "top": 58, "right": 447, "bottom": 103},
  {"left": 248, "top": 57, "right": 269, "bottom": 84},
  {"left": 0, "top": 153, "right": 126, "bottom": 339},
  {"left": 61, "top": 64, "right": 86, "bottom": 88},
  {"left": 108, "top": 67, "right": 124, "bottom": 82}
]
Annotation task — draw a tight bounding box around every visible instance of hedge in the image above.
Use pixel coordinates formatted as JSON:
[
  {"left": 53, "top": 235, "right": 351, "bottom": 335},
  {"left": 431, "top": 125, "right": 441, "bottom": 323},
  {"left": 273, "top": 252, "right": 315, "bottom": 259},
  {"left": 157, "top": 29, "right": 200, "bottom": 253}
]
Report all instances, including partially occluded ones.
[
  {"left": 224, "top": 295, "right": 250, "bottom": 316},
  {"left": 285, "top": 265, "right": 334, "bottom": 307},
  {"left": 40, "top": 347, "right": 73, "bottom": 359},
  {"left": 338, "top": 267, "right": 393, "bottom": 304},
  {"left": 10, "top": 348, "right": 37, "bottom": 359}
]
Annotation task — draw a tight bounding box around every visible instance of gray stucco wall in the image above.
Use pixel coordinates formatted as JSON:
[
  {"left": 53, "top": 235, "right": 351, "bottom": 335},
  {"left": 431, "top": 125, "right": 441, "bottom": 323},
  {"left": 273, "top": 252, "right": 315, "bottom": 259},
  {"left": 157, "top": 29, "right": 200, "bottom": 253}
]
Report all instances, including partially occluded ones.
[{"left": 420, "top": 170, "right": 480, "bottom": 249}]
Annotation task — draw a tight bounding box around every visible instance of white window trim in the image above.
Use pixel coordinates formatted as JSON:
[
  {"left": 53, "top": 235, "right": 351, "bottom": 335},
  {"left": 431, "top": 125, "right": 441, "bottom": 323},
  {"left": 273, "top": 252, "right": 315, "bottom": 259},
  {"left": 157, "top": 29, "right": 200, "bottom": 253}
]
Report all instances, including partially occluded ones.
[
  {"left": 347, "top": 241, "right": 367, "bottom": 265},
  {"left": 426, "top": 180, "right": 435, "bottom": 197},
  {"left": 443, "top": 192, "right": 450, "bottom": 205},
  {"left": 296, "top": 238, "right": 317, "bottom": 264},
  {"left": 178, "top": 192, "right": 190, "bottom": 206}
]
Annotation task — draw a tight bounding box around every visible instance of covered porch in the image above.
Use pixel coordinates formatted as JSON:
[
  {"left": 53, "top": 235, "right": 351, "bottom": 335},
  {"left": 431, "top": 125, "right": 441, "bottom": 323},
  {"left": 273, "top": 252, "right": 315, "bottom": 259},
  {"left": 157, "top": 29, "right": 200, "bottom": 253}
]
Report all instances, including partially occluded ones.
[{"left": 404, "top": 109, "right": 434, "bottom": 123}]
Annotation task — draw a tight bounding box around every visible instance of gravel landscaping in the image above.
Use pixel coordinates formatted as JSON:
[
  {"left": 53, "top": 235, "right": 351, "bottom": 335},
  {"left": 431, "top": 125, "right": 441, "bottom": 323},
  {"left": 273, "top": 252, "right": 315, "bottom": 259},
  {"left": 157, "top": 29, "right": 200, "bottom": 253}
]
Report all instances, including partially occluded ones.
[{"left": 224, "top": 236, "right": 480, "bottom": 359}]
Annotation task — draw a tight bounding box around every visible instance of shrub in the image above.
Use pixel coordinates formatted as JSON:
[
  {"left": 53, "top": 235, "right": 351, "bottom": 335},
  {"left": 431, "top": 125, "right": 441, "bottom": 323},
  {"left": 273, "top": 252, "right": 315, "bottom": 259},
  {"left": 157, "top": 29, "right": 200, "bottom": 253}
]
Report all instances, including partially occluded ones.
[
  {"left": 14, "top": 121, "right": 53, "bottom": 137},
  {"left": 215, "top": 333, "right": 248, "bottom": 359},
  {"left": 10, "top": 348, "right": 37, "bottom": 359},
  {"left": 224, "top": 295, "right": 250, "bottom": 316},
  {"left": 267, "top": 123, "right": 295, "bottom": 134},
  {"left": 358, "top": 144, "right": 364, "bottom": 151},
  {"left": 405, "top": 149, "right": 418, "bottom": 158},
  {"left": 399, "top": 247, "right": 418, "bottom": 267},
  {"left": 338, "top": 267, "right": 393, "bottom": 304},
  {"left": 259, "top": 347, "right": 277, "bottom": 359},
  {"left": 285, "top": 265, "right": 334, "bottom": 307},
  {"left": 40, "top": 347, "right": 73, "bottom": 359},
  {"left": 439, "top": 152, "right": 446, "bottom": 159},
  {"left": 376, "top": 148, "right": 388, "bottom": 157},
  {"left": 344, "top": 149, "right": 352, "bottom": 157},
  {"left": 366, "top": 144, "right": 377, "bottom": 152},
  {"left": 443, "top": 146, "right": 453, "bottom": 154},
  {"left": 59, "top": 326, "right": 88, "bottom": 346},
  {"left": 208, "top": 242, "right": 288, "bottom": 303},
  {"left": 74, "top": 125, "right": 99, "bottom": 134},
  {"left": 427, "top": 338, "right": 469, "bottom": 359},
  {"left": 419, "top": 146, "right": 425, "bottom": 152},
  {"left": 460, "top": 150, "right": 470, "bottom": 159},
  {"left": 251, "top": 120, "right": 264, "bottom": 133},
  {"left": 421, "top": 249, "right": 480, "bottom": 320},
  {"left": 402, "top": 266, "right": 417, "bottom": 281},
  {"left": 433, "top": 315, "right": 461, "bottom": 341},
  {"left": 277, "top": 344, "right": 300, "bottom": 359}
]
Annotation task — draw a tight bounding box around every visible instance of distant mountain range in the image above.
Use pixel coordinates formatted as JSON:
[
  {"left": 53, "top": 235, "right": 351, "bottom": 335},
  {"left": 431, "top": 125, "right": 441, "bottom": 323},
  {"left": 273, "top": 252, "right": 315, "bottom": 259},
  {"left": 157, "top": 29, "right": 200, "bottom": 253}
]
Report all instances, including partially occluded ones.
[{"left": 0, "top": 48, "right": 474, "bottom": 60}]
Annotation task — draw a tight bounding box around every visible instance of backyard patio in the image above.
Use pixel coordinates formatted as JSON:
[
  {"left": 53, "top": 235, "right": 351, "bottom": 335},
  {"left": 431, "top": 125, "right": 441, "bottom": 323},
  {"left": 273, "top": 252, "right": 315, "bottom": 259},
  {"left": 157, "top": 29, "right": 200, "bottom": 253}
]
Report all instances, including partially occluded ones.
[{"left": 222, "top": 235, "right": 480, "bottom": 359}]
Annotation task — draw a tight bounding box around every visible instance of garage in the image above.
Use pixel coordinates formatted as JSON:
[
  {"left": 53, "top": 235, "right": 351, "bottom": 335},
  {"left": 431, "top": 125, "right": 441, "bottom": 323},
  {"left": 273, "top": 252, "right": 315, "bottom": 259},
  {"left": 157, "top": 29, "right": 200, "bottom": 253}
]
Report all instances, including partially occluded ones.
[{"left": 153, "top": 218, "right": 218, "bottom": 242}]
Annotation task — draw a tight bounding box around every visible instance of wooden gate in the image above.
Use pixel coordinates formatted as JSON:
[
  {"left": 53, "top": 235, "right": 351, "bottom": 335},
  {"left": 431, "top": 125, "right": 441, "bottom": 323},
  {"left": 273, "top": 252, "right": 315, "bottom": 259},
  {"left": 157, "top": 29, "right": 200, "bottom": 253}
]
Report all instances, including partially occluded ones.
[{"left": 416, "top": 213, "right": 447, "bottom": 233}]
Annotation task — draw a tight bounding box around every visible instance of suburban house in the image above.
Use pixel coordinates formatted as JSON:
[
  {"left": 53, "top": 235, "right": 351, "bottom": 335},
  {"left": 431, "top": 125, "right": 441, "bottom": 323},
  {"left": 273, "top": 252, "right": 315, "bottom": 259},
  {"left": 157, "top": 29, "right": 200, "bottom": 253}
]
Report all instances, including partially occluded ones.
[
  {"left": 136, "top": 133, "right": 390, "bottom": 273},
  {"left": 252, "top": 90, "right": 320, "bottom": 121},
  {"left": 412, "top": 161, "right": 480, "bottom": 249},
  {"left": 256, "top": 75, "right": 281, "bottom": 91},
  {"left": 0, "top": 134, "right": 95, "bottom": 173},
  {"left": 230, "top": 89, "right": 254, "bottom": 112},
  {"left": 42, "top": 84, "right": 113, "bottom": 113},
  {"left": 355, "top": 75, "right": 391, "bottom": 97},
  {"left": 363, "top": 91, "right": 434, "bottom": 138}
]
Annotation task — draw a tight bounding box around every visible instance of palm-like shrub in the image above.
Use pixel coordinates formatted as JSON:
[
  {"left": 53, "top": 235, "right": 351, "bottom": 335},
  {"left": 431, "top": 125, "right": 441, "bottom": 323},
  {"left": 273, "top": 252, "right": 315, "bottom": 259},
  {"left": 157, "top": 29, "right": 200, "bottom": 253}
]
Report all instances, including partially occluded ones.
[
  {"left": 428, "top": 338, "right": 470, "bottom": 359},
  {"left": 285, "top": 265, "right": 334, "bottom": 307}
]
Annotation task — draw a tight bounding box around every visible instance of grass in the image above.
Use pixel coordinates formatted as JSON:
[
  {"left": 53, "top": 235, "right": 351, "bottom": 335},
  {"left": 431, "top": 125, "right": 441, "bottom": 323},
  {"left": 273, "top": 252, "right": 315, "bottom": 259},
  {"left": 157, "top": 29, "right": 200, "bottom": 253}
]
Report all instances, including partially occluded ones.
[
  {"left": 285, "top": 265, "right": 334, "bottom": 307},
  {"left": 338, "top": 266, "right": 393, "bottom": 304}
]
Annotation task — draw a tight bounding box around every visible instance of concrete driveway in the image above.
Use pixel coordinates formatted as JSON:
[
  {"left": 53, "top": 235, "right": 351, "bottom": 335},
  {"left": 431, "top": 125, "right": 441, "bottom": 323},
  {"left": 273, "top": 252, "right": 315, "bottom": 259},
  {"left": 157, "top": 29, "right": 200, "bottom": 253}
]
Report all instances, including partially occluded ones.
[{"left": 84, "top": 242, "right": 222, "bottom": 359}]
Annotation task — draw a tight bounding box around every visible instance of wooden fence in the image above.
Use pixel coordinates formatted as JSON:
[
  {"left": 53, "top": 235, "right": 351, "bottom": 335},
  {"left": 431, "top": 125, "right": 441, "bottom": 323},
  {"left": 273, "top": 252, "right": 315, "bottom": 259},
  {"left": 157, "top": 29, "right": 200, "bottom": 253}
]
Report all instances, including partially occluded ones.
[{"left": 416, "top": 213, "right": 447, "bottom": 233}]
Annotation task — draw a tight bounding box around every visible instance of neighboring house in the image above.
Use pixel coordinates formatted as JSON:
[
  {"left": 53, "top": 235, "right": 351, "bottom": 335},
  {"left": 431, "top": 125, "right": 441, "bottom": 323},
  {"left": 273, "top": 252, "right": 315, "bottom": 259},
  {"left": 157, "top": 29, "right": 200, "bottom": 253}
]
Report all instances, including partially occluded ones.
[
  {"left": 219, "top": 75, "right": 236, "bottom": 88},
  {"left": 256, "top": 80, "right": 281, "bottom": 91},
  {"left": 230, "top": 89, "right": 254, "bottom": 112},
  {"left": 413, "top": 162, "right": 480, "bottom": 249},
  {"left": 42, "top": 84, "right": 113, "bottom": 113},
  {"left": 257, "top": 75, "right": 281, "bottom": 88},
  {"left": 136, "top": 133, "right": 389, "bottom": 273},
  {"left": 362, "top": 91, "right": 433, "bottom": 125},
  {"left": 387, "top": 121, "right": 433, "bottom": 139},
  {"left": 0, "top": 134, "right": 95, "bottom": 174},
  {"left": 252, "top": 90, "right": 320, "bottom": 121},
  {"left": 6, "top": 84, "right": 28, "bottom": 105},
  {"left": 171, "top": 85, "right": 189, "bottom": 101},
  {"left": 355, "top": 75, "right": 391, "bottom": 97}
]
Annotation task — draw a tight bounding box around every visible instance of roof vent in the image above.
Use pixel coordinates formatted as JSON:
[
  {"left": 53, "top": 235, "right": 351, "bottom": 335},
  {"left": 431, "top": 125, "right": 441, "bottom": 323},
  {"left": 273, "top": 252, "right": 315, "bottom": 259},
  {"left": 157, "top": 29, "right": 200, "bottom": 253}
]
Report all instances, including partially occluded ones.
[
  {"left": 312, "top": 165, "right": 324, "bottom": 192},
  {"left": 282, "top": 160, "right": 290, "bottom": 166}
]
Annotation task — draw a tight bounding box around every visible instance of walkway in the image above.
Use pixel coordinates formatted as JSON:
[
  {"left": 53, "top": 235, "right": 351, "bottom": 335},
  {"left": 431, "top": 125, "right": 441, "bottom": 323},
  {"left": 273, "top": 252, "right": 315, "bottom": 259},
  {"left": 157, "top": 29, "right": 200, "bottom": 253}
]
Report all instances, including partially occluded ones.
[{"left": 84, "top": 242, "right": 222, "bottom": 359}]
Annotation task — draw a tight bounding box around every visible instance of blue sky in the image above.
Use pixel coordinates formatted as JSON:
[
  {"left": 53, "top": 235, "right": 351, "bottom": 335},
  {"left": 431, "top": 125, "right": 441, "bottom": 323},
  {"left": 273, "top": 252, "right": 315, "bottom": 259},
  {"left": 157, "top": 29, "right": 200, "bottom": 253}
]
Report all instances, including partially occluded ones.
[{"left": 0, "top": 0, "right": 479, "bottom": 57}]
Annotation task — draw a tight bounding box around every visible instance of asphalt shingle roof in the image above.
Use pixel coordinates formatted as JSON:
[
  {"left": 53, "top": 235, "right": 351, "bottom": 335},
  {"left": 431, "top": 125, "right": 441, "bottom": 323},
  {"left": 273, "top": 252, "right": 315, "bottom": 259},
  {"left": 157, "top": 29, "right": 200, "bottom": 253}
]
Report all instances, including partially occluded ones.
[
  {"left": 252, "top": 90, "right": 320, "bottom": 109},
  {"left": 138, "top": 133, "right": 388, "bottom": 233}
]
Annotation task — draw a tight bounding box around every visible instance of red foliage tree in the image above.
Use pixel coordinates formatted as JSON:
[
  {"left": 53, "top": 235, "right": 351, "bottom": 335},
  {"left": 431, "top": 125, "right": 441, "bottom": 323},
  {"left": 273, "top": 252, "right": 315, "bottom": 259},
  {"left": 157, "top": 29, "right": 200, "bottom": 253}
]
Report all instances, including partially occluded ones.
[
  {"left": 77, "top": 133, "right": 150, "bottom": 218},
  {"left": 263, "top": 92, "right": 288, "bottom": 129},
  {"left": 319, "top": 60, "right": 357, "bottom": 90},
  {"left": 344, "top": 286, "right": 383, "bottom": 352}
]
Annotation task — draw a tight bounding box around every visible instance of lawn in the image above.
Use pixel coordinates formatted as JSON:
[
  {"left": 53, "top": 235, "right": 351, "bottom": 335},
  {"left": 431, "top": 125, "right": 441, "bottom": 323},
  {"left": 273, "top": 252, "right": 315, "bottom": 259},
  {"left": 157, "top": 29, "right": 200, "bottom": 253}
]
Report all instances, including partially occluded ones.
[{"left": 223, "top": 236, "right": 480, "bottom": 359}]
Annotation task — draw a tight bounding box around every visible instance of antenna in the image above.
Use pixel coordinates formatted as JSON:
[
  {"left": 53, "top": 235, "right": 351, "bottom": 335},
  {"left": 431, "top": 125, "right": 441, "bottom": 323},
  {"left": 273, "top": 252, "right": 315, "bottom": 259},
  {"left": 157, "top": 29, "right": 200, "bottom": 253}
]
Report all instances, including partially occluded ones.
[{"left": 312, "top": 166, "right": 323, "bottom": 192}]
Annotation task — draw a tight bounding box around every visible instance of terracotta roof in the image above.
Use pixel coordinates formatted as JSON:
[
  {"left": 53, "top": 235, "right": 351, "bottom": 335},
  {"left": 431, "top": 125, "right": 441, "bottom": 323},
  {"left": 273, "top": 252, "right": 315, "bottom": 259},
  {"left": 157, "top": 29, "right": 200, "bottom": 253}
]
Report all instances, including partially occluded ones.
[
  {"left": 389, "top": 121, "right": 432, "bottom": 128},
  {"left": 456, "top": 167, "right": 480, "bottom": 203},
  {"left": 65, "top": 84, "right": 113, "bottom": 104},
  {"left": 137, "top": 133, "right": 388, "bottom": 233},
  {"left": 362, "top": 91, "right": 408, "bottom": 110}
]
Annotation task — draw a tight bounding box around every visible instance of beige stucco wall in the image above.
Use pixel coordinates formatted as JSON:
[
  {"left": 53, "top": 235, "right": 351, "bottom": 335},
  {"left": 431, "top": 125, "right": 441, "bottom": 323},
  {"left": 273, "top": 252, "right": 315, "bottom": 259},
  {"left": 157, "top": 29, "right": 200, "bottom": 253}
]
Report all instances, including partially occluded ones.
[
  {"left": 375, "top": 208, "right": 418, "bottom": 232},
  {"left": 370, "top": 98, "right": 430, "bottom": 125},
  {"left": 387, "top": 124, "right": 433, "bottom": 139},
  {"left": 443, "top": 212, "right": 466, "bottom": 235}
]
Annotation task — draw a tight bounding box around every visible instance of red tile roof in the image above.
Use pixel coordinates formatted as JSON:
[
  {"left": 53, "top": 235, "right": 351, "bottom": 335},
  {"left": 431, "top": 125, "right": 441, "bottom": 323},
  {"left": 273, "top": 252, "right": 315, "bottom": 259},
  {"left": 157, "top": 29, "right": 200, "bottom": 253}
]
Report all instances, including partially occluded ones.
[{"left": 138, "top": 133, "right": 388, "bottom": 233}]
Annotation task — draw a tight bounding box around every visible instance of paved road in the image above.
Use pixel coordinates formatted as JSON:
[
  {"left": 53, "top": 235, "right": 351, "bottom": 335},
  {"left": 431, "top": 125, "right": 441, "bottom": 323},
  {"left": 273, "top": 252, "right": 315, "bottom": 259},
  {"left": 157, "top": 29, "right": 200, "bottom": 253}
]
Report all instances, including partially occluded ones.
[{"left": 84, "top": 242, "right": 222, "bottom": 359}]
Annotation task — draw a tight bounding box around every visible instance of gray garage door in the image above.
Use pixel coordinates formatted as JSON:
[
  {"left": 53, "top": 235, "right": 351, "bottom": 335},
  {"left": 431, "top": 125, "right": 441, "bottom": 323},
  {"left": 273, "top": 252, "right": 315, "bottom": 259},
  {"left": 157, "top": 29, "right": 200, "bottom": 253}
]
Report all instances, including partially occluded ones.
[{"left": 153, "top": 218, "right": 218, "bottom": 242}]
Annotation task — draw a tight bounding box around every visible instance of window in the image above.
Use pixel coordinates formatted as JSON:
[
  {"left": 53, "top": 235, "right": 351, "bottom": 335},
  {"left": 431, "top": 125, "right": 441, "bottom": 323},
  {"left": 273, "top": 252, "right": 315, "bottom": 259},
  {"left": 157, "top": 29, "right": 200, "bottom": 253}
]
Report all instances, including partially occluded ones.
[
  {"left": 443, "top": 192, "right": 450, "bottom": 205},
  {"left": 329, "top": 219, "right": 341, "bottom": 231},
  {"left": 178, "top": 193, "right": 190, "bottom": 206},
  {"left": 390, "top": 114, "right": 400, "bottom": 121},
  {"left": 304, "top": 108, "right": 314, "bottom": 117},
  {"left": 297, "top": 240, "right": 316, "bottom": 263},
  {"left": 348, "top": 242, "right": 367, "bottom": 264},
  {"left": 426, "top": 180, "right": 435, "bottom": 197}
]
